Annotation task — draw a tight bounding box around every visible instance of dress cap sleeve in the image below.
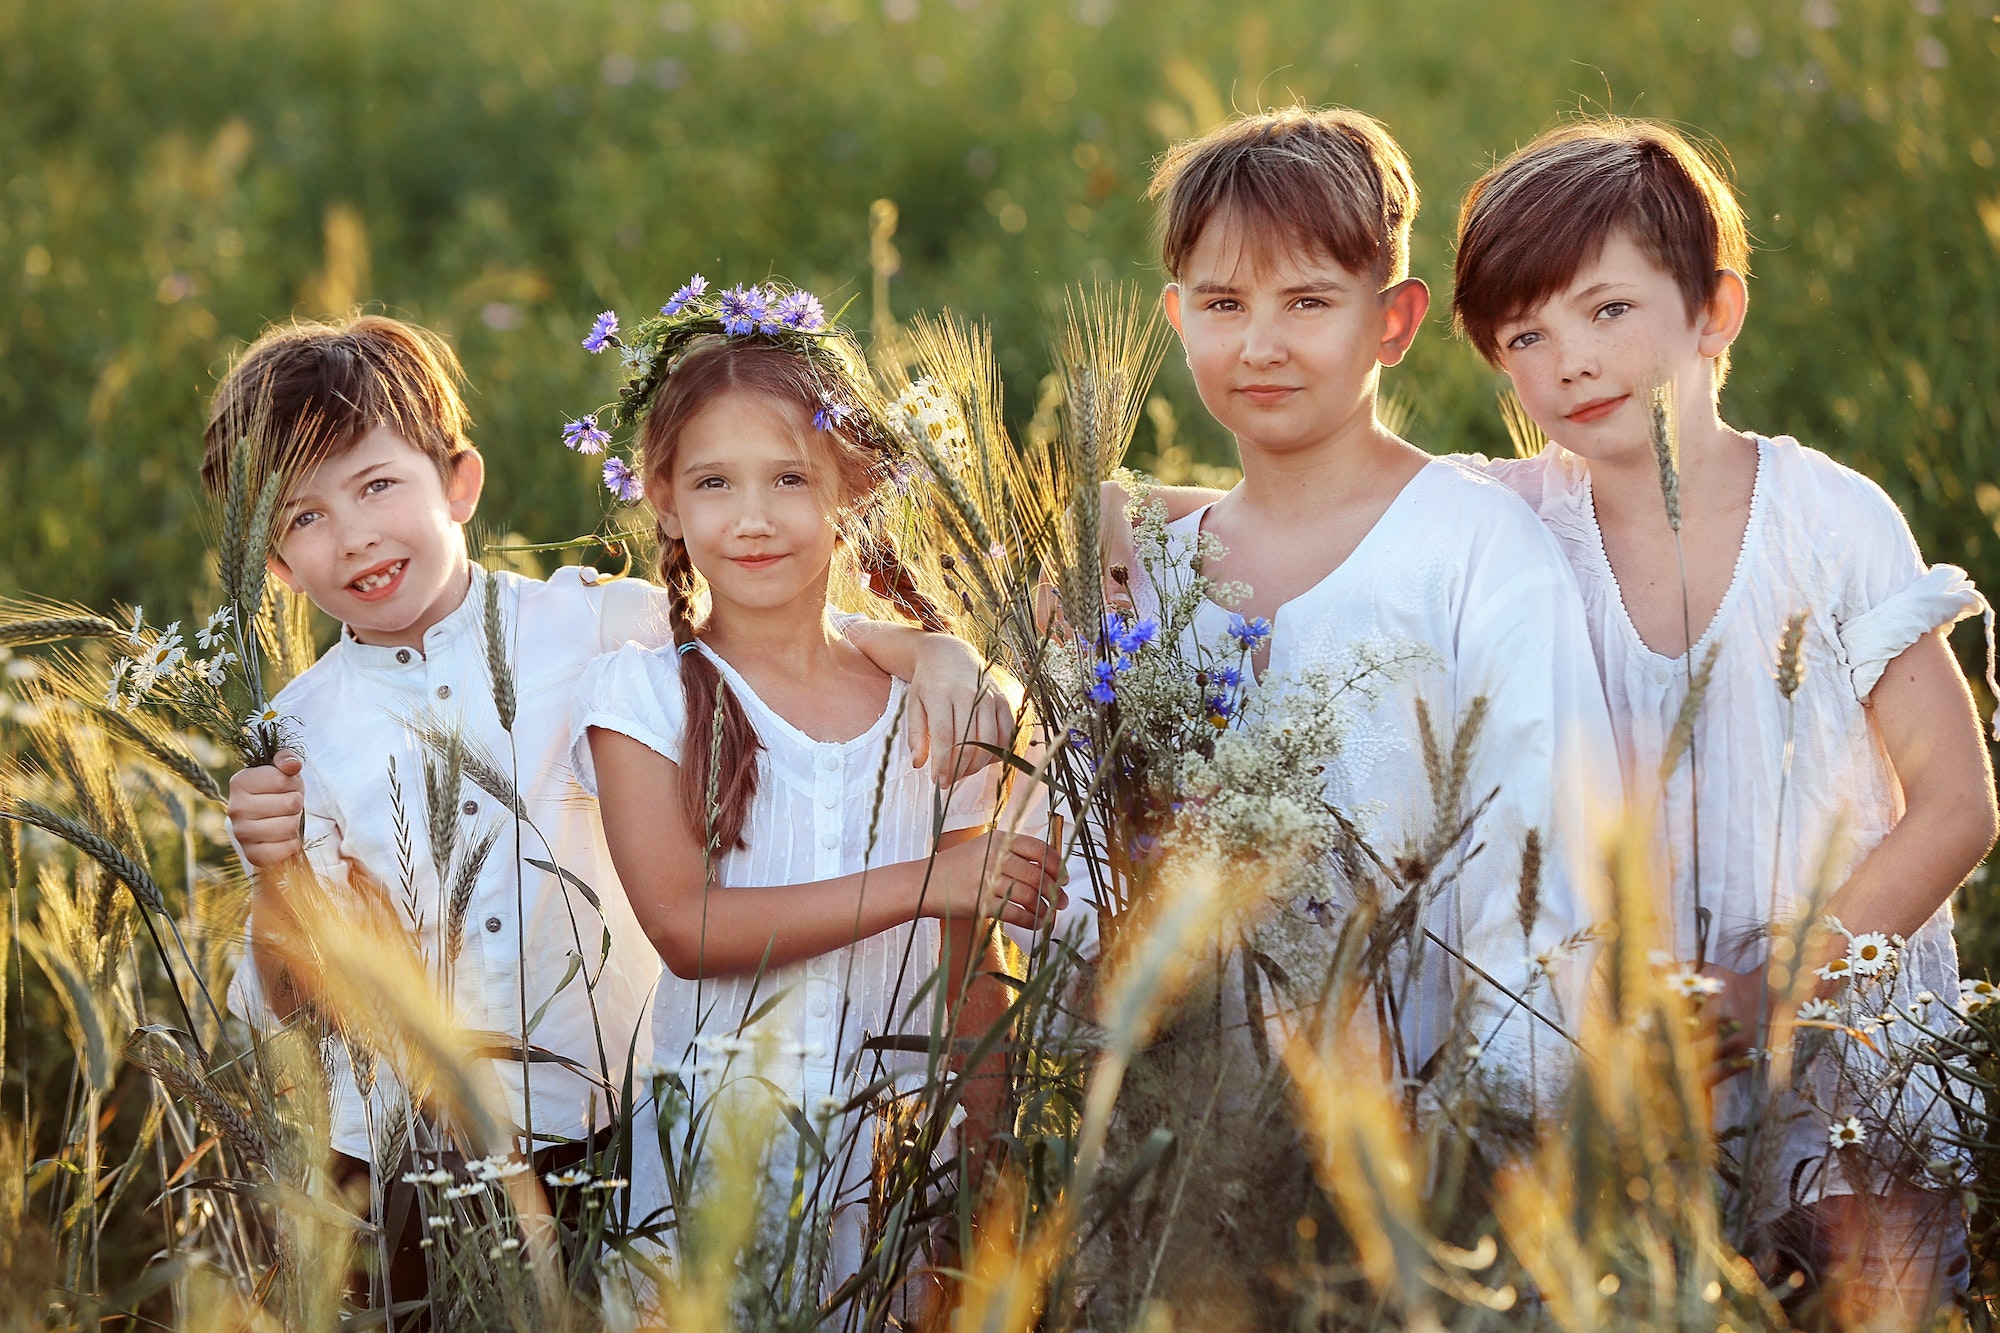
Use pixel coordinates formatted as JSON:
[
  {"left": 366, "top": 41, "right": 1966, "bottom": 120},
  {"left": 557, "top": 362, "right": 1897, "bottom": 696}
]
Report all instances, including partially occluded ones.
[
  {"left": 571, "top": 642, "right": 689, "bottom": 794},
  {"left": 1838, "top": 563, "right": 1989, "bottom": 704}
]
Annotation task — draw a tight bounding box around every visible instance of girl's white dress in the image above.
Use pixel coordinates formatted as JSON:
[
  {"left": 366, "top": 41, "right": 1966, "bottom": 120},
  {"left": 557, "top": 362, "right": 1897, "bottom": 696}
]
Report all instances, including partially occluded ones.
[
  {"left": 1484, "top": 435, "right": 1993, "bottom": 1212},
  {"left": 571, "top": 634, "right": 1003, "bottom": 1289}
]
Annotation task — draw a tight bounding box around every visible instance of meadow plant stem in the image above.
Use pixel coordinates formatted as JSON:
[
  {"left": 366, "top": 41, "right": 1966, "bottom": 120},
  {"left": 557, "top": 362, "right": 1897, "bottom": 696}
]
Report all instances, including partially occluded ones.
[{"left": 1675, "top": 535, "right": 1708, "bottom": 969}]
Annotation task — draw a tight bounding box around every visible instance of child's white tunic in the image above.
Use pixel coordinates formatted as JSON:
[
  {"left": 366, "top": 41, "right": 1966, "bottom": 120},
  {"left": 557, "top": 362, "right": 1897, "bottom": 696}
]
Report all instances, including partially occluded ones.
[
  {"left": 1483, "top": 436, "right": 1989, "bottom": 1209},
  {"left": 1163, "top": 459, "right": 1620, "bottom": 1097},
  {"left": 572, "top": 634, "right": 1001, "bottom": 1284},
  {"left": 229, "top": 565, "right": 669, "bottom": 1161}
]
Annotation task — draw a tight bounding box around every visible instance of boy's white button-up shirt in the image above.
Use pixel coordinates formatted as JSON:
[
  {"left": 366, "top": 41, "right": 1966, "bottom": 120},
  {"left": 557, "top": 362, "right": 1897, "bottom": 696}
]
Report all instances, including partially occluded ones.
[{"left": 229, "top": 565, "right": 671, "bottom": 1160}]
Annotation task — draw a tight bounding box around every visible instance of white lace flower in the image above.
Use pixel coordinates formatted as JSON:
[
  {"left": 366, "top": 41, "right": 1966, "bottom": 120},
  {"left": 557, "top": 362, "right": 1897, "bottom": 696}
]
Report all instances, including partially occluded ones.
[
  {"left": 1828, "top": 1116, "right": 1866, "bottom": 1149},
  {"left": 1846, "top": 932, "right": 1893, "bottom": 975}
]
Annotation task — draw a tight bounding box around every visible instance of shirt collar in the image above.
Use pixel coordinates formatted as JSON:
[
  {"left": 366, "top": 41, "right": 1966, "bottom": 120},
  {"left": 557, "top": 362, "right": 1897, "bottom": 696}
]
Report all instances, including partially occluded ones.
[{"left": 338, "top": 565, "right": 487, "bottom": 669}]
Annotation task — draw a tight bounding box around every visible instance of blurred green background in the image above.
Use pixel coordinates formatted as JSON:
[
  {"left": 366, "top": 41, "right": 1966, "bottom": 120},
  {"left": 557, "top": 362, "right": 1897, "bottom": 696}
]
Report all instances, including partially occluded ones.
[{"left": 2, "top": 0, "right": 1997, "bottom": 916}]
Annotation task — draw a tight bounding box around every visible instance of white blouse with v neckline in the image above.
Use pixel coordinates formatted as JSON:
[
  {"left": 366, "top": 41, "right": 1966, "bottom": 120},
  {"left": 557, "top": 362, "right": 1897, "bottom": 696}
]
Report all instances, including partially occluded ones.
[{"left": 1148, "top": 458, "right": 1620, "bottom": 1099}]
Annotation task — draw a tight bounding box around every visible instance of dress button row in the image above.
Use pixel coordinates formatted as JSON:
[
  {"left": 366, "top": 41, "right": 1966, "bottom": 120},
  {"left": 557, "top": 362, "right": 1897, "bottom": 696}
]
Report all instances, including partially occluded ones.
[{"left": 484, "top": 916, "right": 503, "bottom": 934}]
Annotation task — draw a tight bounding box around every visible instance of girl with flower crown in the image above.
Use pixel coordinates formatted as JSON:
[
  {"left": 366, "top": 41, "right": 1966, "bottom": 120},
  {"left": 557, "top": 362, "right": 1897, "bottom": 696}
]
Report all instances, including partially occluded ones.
[{"left": 565, "top": 288, "right": 1063, "bottom": 1298}]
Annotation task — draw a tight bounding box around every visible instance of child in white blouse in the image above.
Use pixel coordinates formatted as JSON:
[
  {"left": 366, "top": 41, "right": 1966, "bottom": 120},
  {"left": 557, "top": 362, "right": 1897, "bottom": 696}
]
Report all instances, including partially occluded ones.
[
  {"left": 571, "top": 330, "right": 1062, "bottom": 1292},
  {"left": 1452, "top": 118, "right": 1998, "bottom": 1325},
  {"left": 1109, "top": 108, "right": 1619, "bottom": 1103}
]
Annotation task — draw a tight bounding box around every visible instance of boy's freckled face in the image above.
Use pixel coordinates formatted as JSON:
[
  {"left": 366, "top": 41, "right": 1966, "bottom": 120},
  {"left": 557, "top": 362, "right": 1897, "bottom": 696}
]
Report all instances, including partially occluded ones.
[
  {"left": 267, "top": 425, "right": 482, "bottom": 650},
  {"left": 1163, "top": 215, "right": 1403, "bottom": 455},
  {"left": 654, "top": 391, "right": 841, "bottom": 615},
  {"left": 1494, "top": 229, "right": 1716, "bottom": 464}
]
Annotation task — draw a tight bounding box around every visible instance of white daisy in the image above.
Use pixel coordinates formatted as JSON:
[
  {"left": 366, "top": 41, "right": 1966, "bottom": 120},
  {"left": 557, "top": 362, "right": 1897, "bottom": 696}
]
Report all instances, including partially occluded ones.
[
  {"left": 1797, "top": 997, "right": 1837, "bottom": 1022},
  {"left": 1828, "top": 1117, "right": 1866, "bottom": 1150},
  {"left": 1846, "top": 932, "right": 1893, "bottom": 975}
]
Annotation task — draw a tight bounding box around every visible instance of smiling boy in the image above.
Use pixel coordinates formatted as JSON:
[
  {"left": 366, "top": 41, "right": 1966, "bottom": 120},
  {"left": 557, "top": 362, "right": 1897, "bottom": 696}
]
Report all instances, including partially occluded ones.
[
  {"left": 1133, "top": 108, "right": 1618, "bottom": 1095},
  {"left": 1452, "top": 118, "right": 1997, "bottom": 1323}
]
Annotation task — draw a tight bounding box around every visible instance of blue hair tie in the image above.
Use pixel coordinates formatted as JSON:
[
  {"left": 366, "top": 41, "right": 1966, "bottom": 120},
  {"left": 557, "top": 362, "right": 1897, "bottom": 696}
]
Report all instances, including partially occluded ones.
[{"left": 677, "top": 640, "right": 700, "bottom": 656}]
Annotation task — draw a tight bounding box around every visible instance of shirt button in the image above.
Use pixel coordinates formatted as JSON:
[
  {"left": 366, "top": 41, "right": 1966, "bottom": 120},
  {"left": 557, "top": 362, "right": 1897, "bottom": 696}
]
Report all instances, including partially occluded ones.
[
  {"left": 462, "top": 799, "right": 479, "bottom": 816},
  {"left": 436, "top": 685, "right": 452, "bottom": 700},
  {"left": 819, "top": 751, "right": 840, "bottom": 772},
  {"left": 821, "top": 832, "right": 839, "bottom": 850},
  {"left": 395, "top": 649, "right": 412, "bottom": 665},
  {"left": 484, "top": 916, "right": 502, "bottom": 934},
  {"left": 821, "top": 793, "right": 838, "bottom": 809}
]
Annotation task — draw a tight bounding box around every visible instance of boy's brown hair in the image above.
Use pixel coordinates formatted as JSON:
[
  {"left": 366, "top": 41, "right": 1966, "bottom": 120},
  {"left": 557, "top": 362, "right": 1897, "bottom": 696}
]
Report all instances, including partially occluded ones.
[
  {"left": 201, "top": 314, "right": 473, "bottom": 492},
  {"left": 1453, "top": 117, "right": 1751, "bottom": 365},
  {"left": 1147, "top": 106, "right": 1419, "bottom": 286}
]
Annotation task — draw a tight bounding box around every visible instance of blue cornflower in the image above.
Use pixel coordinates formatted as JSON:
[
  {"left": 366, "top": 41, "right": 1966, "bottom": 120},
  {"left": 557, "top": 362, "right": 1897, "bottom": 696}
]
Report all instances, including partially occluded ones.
[
  {"left": 660, "top": 275, "right": 707, "bottom": 316},
  {"left": 1212, "top": 665, "right": 1243, "bottom": 691},
  {"left": 1089, "top": 660, "right": 1119, "bottom": 705},
  {"left": 813, "top": 401, "right": 854, "bottom": 432},
  {"left": 602, "top": 456, "right": 644, "bottom": 504},
  {"left": 1227, "top": 613, "right": 1273, "bottom": 651},
  {"left": 718, "top": 284, "right": 770, "bottom": 336},
  {"left": 582, "top": 310, "right": 620, "bottom": 353},
  {"left": 562, "top": 414, "right": 612, "bottom": 455},
  {"left": 1103, "top": 613, "right": 1159, "bottom": 656},
  {"left": 773, "top": 290, "right": 826, "bottom": 332},
  {"left": 1206, "top": 694, "right": 1232, "bottom": 717}
]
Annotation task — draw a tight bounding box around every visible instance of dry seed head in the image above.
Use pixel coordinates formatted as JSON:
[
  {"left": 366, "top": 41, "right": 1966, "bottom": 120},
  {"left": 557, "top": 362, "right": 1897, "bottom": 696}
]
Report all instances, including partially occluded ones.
[
  {"left": 1646, "top": 379, "right": 1682, "bottom": 532},
  {"left": 480, "top": 573, "right": 517, "bottom": 733},
  {"left": 1774, "top": 609, "right": 1808, "bottom": 700}
]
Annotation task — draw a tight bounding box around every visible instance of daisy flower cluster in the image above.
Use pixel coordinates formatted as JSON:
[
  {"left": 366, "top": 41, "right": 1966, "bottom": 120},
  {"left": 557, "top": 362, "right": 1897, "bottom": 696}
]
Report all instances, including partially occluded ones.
[
  {"left": 887, "top": 376, "right": 974, "bottom": 477},
  {"left": 104, "top": 606, "right": 252, "bottom": 718}
]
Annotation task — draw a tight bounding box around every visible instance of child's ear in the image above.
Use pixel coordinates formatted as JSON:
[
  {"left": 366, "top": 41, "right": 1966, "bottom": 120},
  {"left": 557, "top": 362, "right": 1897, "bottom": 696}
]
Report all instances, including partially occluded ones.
[
  {"left": 266, "top": 552, "right": 304, "bottom": 595},
  {"left": 446, "top": 448, "right": 486, "bottom": 523},
  {"left": 1376, "top": 278, "right": 1430, "bottom": 368},
  {"left": 1161, "top": 283, "right": 1185, "bottom": 338},
  {"left": 1698, "top": 269, "right": 1749, "bottom": 359}
]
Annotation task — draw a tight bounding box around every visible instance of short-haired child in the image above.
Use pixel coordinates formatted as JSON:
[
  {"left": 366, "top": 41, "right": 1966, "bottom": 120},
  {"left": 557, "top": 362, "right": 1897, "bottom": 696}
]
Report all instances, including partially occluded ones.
[
  {"left": 1453, "top": 117, "right": 1999, "bottom": 1322},
  {"left": 214, "top": 313, "right": 1015, "bottom": 1303},
  {"left": 1128, "top": 108, "right": 1619, "bottom": 1094},
  {"left": 569, "top": 327, "right": 1062, "bottom": 1293}
]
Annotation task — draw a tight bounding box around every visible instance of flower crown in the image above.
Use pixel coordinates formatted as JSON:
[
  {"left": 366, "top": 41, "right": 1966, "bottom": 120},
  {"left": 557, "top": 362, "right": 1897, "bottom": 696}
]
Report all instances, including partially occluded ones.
[{"left": 561, "top": 276, "right": 908, "bottom": 504}]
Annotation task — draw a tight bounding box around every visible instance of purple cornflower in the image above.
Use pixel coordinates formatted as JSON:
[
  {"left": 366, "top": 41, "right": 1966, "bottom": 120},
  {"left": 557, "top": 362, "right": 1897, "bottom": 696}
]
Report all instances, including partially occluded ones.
[
  {"left": 1227, "top": 613, "right": 1273, "bottom": 651},
  {"left": 582, "top": 310, "right": 620, "bottom": 353},
  {"left": 562, "top": 414, "right": 612, "bottom": 455},
  {"left": 660, "top": 275, "right": 708, "bottom": 316},
  {"left": 717, "top": 284, "right": 770, "bottom": 336},
  {"left": 772, "top": 290, "right": 826, "bottom": 332},
  {"left": 813, "top": 401, "right": 854, "bottom": 432},
  {"left": 602, "top": 456, "right": 644, "bottom": 504},
  {"left": 1089, "top": 660, "right": 1119, "bottom": 705}
]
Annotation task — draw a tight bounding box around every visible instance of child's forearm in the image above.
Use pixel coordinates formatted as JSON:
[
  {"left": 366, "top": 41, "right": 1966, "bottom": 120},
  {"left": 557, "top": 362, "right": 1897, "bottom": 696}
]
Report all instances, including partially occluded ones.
[
  {"left": 1811, "top": 792, "right": 1996, "bottom": 966},
  {"left": 645, "top": 859, "right": 940, "bottom": 979}
]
